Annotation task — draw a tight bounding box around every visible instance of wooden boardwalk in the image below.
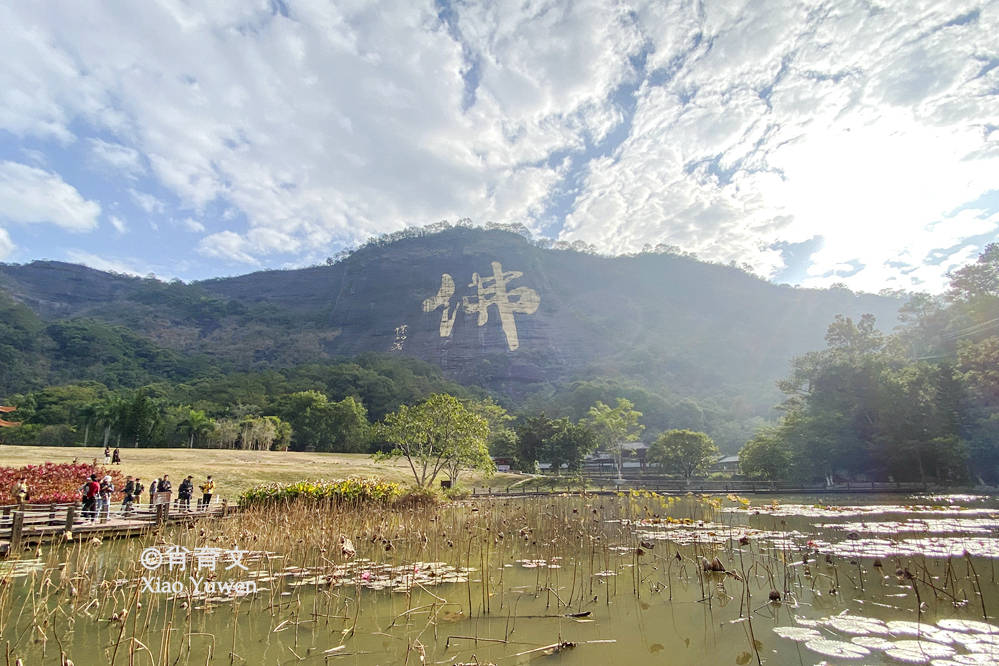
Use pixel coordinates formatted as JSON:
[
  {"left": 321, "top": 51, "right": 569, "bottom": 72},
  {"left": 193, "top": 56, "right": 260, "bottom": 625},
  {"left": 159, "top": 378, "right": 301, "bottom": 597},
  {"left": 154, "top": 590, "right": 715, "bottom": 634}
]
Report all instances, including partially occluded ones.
[{"left": 0, "top": 499, "right": 235, "bottom": 556}]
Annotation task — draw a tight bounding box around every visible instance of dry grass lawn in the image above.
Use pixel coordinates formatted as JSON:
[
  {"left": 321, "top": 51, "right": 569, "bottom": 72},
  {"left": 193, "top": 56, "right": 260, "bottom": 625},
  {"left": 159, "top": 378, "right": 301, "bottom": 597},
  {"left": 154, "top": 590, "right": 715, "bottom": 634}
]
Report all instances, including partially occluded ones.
[{"left": 0, "top": 445, "right": 524, "bottom": 501}]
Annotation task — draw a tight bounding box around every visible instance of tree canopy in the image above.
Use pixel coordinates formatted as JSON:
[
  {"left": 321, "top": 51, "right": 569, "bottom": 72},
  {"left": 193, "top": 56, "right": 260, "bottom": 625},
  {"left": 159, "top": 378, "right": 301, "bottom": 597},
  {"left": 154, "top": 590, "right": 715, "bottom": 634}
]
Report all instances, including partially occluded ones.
[
  {"left": 648, "top": 429, "right": 719, "bottom": 479},
  {"left": 376, "top": 393, "right": 492, "bottom": 487}
]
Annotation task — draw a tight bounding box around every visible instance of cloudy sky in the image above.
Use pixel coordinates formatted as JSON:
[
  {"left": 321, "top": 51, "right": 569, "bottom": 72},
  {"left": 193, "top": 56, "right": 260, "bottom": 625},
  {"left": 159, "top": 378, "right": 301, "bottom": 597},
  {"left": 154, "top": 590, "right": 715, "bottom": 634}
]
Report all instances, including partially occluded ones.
[{"left": 0, "top": 0, "right": 996, "bottom": 292}]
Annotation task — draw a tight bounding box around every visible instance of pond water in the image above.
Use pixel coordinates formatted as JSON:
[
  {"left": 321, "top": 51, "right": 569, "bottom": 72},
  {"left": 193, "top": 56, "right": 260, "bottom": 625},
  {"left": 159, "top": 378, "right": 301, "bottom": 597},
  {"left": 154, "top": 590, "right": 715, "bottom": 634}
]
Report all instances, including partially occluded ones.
[{"left": 2, "top": 492, "right": 999, "bottom": 665}]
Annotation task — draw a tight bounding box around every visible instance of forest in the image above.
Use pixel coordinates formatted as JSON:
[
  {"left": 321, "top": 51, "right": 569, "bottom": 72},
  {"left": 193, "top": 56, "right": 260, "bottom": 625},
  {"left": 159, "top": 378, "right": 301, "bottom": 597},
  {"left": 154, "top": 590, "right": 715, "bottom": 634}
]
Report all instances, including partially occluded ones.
[{"left": 740, "top": 244, "right": 999, "bottom": 483}]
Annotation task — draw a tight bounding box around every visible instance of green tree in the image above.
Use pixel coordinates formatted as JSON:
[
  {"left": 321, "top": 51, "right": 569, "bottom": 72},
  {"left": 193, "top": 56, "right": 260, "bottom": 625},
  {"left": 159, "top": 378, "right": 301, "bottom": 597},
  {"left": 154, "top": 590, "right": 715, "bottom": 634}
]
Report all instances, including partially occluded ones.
[
  {"left": 648, "top": 429, "right": 719, "bottom": 480},
  {"left": 119, "top": 389, "right": 162, "bottom": 447},
  {"left": 179, "top": 408, "right": 214, "bottom": 448},
  {"left": 376, "top": 393, "right": 490, "bottom": 487},
  {"left": 513, "top": 414, "right": 558, "bottom": 472},
  {"left": 274, "top": 391, "right": 371, "bottom": 452},
  {"left": 738, "top": 429, "right": 790, "bottom": 480},
  {"left": 581, "top": 398, "right": 644, "bottom": 478},
  {"left": 540, "top": 419, "right": 597, "bottom": 474}
]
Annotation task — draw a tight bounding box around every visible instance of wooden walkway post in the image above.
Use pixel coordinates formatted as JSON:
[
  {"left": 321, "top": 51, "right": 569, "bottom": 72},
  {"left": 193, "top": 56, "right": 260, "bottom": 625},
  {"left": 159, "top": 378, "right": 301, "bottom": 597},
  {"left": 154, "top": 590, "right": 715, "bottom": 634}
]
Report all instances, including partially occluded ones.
[
  {"left": 64, "top": 504, "right": 76, "bottom": 532},
  {"left": 10, "top": 511, "right": 24, "bottom": 552}
]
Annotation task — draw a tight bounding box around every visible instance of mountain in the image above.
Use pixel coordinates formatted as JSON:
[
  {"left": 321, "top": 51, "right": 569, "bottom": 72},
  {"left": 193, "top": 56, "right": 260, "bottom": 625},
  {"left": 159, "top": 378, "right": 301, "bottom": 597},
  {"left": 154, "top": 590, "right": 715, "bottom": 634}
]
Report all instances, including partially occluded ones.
[{"left": 0, "top": 226, "right": 901, "bottom": 425}]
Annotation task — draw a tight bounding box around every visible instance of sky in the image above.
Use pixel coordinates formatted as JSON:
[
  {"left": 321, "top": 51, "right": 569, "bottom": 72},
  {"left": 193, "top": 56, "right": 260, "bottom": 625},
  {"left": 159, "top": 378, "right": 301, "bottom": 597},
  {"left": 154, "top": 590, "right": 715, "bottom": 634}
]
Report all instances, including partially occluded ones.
[{"left": 0, "top": 0, "right": 996, "bottom": 293}]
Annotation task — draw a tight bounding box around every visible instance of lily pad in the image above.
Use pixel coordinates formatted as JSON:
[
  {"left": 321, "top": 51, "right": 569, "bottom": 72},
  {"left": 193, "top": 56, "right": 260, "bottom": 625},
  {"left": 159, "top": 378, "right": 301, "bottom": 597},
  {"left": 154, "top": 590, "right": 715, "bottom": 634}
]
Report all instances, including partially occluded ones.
[
  {"left": 851, "top": 636, "right": 895, "bottom": 649},
  {"left": 889, "top": 640, "right": 955, "bottom": 658},
  {"left": 773, "top": 626, "right": 822, "bottom": 642},
  {"left": 826, "top": 615, "right": 890, "bottom": 635},
  {"left": 936, "top": 620, "right": 999, "bottom": 634},
  {"left": 804, "top": 639, "right": 870, "bottom": 659}
]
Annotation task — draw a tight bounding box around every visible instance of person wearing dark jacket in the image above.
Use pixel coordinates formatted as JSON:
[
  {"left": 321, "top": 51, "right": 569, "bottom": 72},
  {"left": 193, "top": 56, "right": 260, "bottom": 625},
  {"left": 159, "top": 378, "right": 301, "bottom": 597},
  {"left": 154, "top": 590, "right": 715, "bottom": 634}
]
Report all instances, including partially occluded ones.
[
  {"left": 121, "top": 477, "right": 135, "bottom": 513},
  {"left": 177, "top": 476, "right": 193, "bottom": 511}
]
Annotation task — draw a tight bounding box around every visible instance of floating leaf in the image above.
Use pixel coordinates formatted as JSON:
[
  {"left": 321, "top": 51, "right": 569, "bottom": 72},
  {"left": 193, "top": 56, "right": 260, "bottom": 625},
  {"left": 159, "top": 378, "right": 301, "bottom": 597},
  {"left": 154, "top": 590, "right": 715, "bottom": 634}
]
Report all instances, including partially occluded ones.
[
  {"left": 826, "top": 615, "right": 889, "bottom": 635},
  {"left": 889, "top": 640, "right": 955, "bottom": 659},
  {"left": 851, "top": 636, "right": 895, "bottom": 649},
  {"left": 804, "top": 639, "right": 870, "bottom": 659},
  {"left": 773, "top": 627, "right": 822, "bottom": 642},
  {"left": 937, "top": 620, "right": 999, "bottom": 635}
]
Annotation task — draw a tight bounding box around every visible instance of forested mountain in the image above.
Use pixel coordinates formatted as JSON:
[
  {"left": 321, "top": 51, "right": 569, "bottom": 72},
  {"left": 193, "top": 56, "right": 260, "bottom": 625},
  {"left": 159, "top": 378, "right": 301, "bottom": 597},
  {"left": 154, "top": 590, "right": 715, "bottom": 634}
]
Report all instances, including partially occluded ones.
[{"left": 0, "top": 225, "right": 902, "bottom": 451}]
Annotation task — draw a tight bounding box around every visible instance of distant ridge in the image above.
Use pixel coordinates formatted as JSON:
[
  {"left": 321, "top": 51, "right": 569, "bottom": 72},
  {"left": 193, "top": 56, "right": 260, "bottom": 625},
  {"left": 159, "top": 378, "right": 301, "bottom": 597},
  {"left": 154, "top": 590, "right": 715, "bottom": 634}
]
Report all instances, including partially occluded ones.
[{"left": 0, "top": 227, "right": 901, "bottom": 415}]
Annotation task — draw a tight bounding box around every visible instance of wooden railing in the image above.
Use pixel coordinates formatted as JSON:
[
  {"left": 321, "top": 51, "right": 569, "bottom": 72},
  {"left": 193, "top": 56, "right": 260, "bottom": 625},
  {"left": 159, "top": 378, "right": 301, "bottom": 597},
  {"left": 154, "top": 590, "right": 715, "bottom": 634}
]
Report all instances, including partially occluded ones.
[{"left": 1, "top": 497, "right": 232, "bottom": 555}]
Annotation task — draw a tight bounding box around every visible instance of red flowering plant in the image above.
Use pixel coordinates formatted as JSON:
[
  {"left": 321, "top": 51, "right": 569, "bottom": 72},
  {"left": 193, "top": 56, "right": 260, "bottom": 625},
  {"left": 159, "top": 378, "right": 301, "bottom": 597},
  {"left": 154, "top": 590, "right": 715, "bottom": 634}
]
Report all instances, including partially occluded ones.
[{"left": 0, "top": 462, "right": 126, "bottom": 504}]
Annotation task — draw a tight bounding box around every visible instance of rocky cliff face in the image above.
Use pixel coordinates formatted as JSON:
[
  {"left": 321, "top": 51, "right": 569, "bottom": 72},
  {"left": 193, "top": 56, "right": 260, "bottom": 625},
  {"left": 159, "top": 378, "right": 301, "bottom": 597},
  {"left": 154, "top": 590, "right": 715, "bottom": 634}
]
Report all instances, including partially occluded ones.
[{"left": 0, "top": 228, "right": 902, "bottom": 405}]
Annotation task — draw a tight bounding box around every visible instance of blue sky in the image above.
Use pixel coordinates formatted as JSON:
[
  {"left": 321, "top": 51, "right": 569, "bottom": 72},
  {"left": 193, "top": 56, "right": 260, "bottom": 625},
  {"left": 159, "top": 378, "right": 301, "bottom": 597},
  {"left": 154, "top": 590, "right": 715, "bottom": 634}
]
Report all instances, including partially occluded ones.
[{"left": 0, "top": 0, "right": 997, "bottom": 292}]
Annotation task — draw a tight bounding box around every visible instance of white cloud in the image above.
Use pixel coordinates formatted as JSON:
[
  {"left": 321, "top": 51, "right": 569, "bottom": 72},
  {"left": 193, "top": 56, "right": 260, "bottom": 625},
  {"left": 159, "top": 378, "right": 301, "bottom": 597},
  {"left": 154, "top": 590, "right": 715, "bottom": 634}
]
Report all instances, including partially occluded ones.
[
  {"left": 128, "top": 188, "right": 165, "bottom": 214},
  {"left": 0, "top": 0, "right": 995, "bottom": 290},
  {"left": 197, "top": 230, "right": 259, "bottom": 265},
  {"left": 0, "top": 161, "right": 100, "bottom": 231},
  {"left": 88, "top": 138, "right": 145, "bottom": 178},
  {"left": 109, "top": 215, "right": 127, "bottom": 233},
  {"left": 181, "top": 217, "right": 205, "bottom": 233},
  {"left": 0, "top": 226, "right": 14, "bottom": 260},
  {"left": 64, "top": 250, "right": 145, "bottom": 276},
  {"left": 560, "top": 0, "right": 999, "bottom": 292}
]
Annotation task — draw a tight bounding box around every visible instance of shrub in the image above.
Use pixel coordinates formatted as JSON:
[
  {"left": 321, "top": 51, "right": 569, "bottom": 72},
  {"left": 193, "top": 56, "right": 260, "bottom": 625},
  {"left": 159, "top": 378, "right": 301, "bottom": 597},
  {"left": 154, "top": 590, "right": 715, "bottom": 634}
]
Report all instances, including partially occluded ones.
[
  {"left": 0, "top": 462, "right": 126, "bottom": 504},
  {"left": 443, "top": 484, "right": 471, "bottom": 500},
  {"left": 237, "top": 478, "right": 405, "bottom": 508}
]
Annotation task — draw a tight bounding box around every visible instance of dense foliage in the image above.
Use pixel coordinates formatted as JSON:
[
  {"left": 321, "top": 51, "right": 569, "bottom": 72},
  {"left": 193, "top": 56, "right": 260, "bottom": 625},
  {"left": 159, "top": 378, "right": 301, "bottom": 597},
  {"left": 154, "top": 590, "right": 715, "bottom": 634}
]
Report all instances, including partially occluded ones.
[
  {"left": 0, "top": 354, "right": 476, "bottom": 452},
  {"left": 1, "top": 462, "right": 126, "bottom": 504},
  {"left": 647, "top": 429, "right": 719, "bottom": 479},
  {"left": 376, "top": 394, "right": 492, "bottom": 487},
  {"left": 740, "top": 244, "right": 999, "bottom": 483},
  {"left": 237, "top": 478, "right": 403, "bottom": 507}
]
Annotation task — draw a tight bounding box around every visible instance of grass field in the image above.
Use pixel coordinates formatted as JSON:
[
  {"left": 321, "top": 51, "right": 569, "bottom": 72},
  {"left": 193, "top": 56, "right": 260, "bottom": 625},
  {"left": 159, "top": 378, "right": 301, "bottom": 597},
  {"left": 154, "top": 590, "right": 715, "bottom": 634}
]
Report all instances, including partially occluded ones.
[{"left": 0, "top": 445, "right": 525, "bottom": 501}]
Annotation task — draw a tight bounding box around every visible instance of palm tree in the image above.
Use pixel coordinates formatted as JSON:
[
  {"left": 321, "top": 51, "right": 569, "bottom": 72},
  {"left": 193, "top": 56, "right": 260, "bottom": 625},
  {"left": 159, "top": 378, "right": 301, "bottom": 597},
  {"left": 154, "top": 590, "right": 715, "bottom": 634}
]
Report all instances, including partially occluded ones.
[
  {"left": 95, "top": 395, "right": 125, "bottom": 448},
  {"left": 180, "top": 409, "right": 214, "bottom": 448},
  {"left": 78, "top": 403, "right": 98, "bottom": 447}
]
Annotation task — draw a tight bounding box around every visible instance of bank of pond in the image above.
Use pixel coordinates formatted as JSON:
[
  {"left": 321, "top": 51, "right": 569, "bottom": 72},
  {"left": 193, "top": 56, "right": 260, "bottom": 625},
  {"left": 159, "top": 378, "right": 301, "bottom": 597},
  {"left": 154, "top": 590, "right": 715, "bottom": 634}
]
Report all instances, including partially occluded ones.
[{"left": 2, "top": 490, "right": 999, "bottom": 665}]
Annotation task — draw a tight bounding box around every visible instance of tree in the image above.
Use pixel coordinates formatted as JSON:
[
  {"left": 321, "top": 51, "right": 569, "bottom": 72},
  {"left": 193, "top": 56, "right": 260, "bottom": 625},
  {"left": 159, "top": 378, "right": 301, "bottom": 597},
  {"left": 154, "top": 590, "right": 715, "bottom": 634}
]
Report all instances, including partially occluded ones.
[
  {"left": 739, "top": 429, "right": 790, "bottom": 480},
  {"left": 649, "top": 429, "right": 719, "bottom": 480},
  {"left": 180, "top": 408, "right": 214, "bottom": 448},
  {"left": 119, "top": 389, "right": 161, "bottom": 447},
  {"left": 540, "top": 419, "right": 598, "bottom": 474},
  {"left": 467, "top": 397, "right": 515, "bottom": 456},
  {"left": 274, "top": 391, "right": 371, "bottom": 452},
  {"left": 514, "top": 414, "right": 559, "bottom": 472},
  {"left": 948, "top": 242, "right": 999, "bottom": 304},
  {"left": 376, "top": 393, "right": 491, "bottom": 487},
  {"left": 581, "top": 398, "right": 644, "bottom": 478}
]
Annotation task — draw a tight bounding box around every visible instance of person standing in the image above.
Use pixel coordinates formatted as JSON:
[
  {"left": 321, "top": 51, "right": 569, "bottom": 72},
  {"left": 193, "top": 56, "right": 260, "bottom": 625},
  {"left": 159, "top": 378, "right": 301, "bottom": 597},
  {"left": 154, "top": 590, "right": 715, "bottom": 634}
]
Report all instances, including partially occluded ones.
[
  {"left": 178, "top": 476, "right": 193, "bottom": 511},
  {"left": 121, "top": 476, "right": 135, "bottom": 514},
  {"left": 132, "top": 478, "right": 144, "bottom": 512},
  {"left": 157, "top": 474, "right": 172, "bottom": 506},
  {"left": 98, "top": 475, "right": 114, "bottom": 521},
  {"left": 13, "top": 478, "right": 29, "bottom": 505},
  {"left": 199, "top": 475, "right": 215, "bottom": 510},
  {"left": 104, "top": 446, "right": 111, "bottom": 464},
  {"left": 149, "top": 478, "right": 159, "bottom": 506},
  {"left": 112, "top": 448, "right": 121, "bottom": 465},
  {"left": 79, "top": 474, "right": 99, "bottom": 521}
]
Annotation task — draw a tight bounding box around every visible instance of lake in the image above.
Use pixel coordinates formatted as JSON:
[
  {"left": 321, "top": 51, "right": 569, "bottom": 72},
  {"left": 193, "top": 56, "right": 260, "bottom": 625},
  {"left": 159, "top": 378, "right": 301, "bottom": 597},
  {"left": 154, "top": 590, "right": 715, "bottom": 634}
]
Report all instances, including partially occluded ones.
[{"left": 2, "top": 492, "right": 998, "bottom": 665}]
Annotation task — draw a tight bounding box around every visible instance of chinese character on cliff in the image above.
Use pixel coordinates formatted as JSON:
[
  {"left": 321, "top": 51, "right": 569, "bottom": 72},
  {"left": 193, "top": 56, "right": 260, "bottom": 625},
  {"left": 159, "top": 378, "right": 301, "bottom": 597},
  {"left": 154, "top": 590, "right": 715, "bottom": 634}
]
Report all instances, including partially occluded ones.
[
  {"left": 0, "top": 405, "right": 21, "bottom": 428},
  {"left": 423, "top": 261, "right": 540, "bottom": 351}
]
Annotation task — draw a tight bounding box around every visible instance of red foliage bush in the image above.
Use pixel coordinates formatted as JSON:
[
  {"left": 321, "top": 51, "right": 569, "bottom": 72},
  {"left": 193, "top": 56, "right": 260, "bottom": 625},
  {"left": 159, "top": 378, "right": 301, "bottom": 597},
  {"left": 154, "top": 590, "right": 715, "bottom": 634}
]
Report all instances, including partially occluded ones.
[{"left": 0, "top": 462, "right": 126, "bottom": 504}]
